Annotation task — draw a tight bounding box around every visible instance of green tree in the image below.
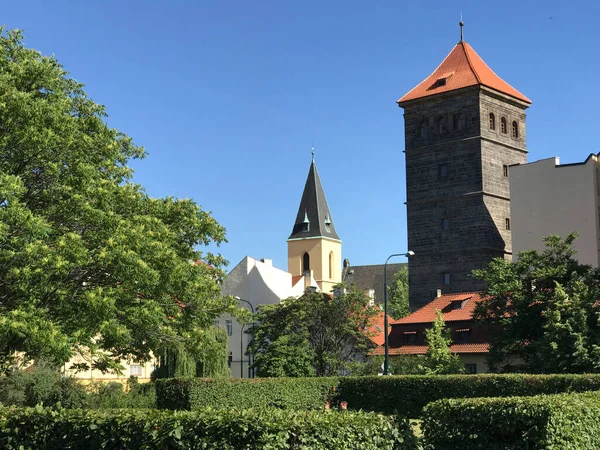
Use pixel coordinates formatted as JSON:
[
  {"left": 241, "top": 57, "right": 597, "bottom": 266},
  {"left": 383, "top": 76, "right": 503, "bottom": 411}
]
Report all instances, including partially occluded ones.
[
  {"left": 250, "top": 286, "right": 377, "bottom": 377},
  {"left": 387, "top": 265, "right": 410, "bottom": 319},
  {"left": 420, "top": 310, "right": 465, "bottom": 375},
  {"left": 0, "top": 28, "right": 236, "bottom": 374},
  {"left": 473, "top": 233, "right": 600, "bottom": 373}
]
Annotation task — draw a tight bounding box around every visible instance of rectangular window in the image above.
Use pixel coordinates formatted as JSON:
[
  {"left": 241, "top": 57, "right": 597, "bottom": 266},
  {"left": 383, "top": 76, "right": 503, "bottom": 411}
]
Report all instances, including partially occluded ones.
[
  {"left": 503, "top": 165, "right": 509, "bottom": 177},
  {"left": 228, "top": 352, "right": 233, "bottom": 368},
  {"left": 465, "top": 364, "right": 477, "bottom": 374},
  {"left": 505, "top": 218, "right": 511, "bottom": 231},
  {"left": 455, "top": 329, "right": 470, "bottom": 343},
  {"left": 439, "top": 164, "right": 448, "bottom": 178},
  {"left": 226, "top": 319, "right": 233, "bottom": 336},
  {"left": 404, "top": 331, "right": 417, "bottom": 344},
  {"left": 443, "top": 272, "right": 451, "bottom": 285},
  {"left": 442, "top": 218, "right": 449, "bottom": 230},
  {"left": 130, "top": 364, "right": 142, "bottom": 377}
]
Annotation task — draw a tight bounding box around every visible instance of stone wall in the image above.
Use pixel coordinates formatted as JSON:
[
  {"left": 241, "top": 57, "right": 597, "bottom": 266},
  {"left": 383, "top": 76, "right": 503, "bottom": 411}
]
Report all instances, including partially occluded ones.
[{"left": 402, "top": 88, "right": 529, "bottom": 307}]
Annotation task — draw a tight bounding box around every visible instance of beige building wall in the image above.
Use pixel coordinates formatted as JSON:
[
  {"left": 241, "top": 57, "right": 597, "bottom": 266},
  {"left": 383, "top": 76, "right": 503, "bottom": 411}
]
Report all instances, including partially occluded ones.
[
  {"left": 63, "top": 353, "right": 158, "bottom": 383},
  {"left": 287, "top": 236, "right": 342, "bottom": 294},
  {"left": 458, "top": 354, "right": 489, "bottom": 374},
  {"left": 510, "top": 155, "right": 600, "bottom": 266}
]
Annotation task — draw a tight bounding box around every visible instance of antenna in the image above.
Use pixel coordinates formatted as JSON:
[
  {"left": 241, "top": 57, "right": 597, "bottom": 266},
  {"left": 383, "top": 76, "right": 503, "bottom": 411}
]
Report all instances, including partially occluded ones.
[{"left": 459, "top": 14, "right": 464, "bottom": 42}]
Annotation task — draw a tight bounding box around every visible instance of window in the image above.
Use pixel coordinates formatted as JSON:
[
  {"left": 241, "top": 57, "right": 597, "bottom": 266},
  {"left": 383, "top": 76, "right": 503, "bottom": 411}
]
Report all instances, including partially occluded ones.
[
  {"left": 420, "top": 118, "right": 428, "bottom": 138},
  {"left": 465, "top": 363, "right": 477, "bottom": 374},
  {"left": 455, "top": 328, "right": 470, "bottom": 343},
  {"left": 503, "top": 165, "right": 509, "bottom": 177},
  {"left": 505, "top": 218, "right": 511, "bottom": 231},
  {"left": 329, "top": 251, "right": 334, "bottom": 279},
  {"left": 404, "top": 331, "right": 417, "bottom": 344},
  {"left": 500, "top": 117, "right": 507, "bottom": 134},
  {"left": 439, "top": 164, "right": 448, "bottom": 178},
  {"left": 302, "top": 252, "right": 310, "bottom": 273},
  {"left": 130, "top": 364, "right": 142, "bottom": 377},
  {"left": 442, "top": 218, "right": 449, "bottom": 230},
  {"left": 489, "top": 113, "right": 496, "bottom": 130},
  {"left": 453, "top": 113, "right": 466, "bottom": 131},
  {"left": 228, "top": 352, "right": 233, "bottom": 368},
  {"left": 443, "top": 272, "right": 451, "bottom": 285},
  {"left": 226, "top": 319, "right": 233, "bottom": 336},
  {"left": 437, "top": 115, "right": 446, "bottom": 133},
  {"left": 512, "top": 121, "right": 519, "bottom": 138}
]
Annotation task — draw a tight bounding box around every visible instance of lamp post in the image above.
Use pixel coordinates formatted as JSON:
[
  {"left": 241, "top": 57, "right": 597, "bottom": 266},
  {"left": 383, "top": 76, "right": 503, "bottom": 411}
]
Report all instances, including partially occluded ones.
[
  {"left": 383, "top": 251, "right": 414, "bottom": 375},
  {"left": 235, "top": 296, "right": 255, "bottom": 378}
]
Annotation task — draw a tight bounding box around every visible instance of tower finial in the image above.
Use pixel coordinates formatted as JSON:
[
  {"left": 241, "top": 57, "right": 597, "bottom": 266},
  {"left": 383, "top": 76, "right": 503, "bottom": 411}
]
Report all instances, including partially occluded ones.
[
  {"left": 459, "top": 14, "right": 464, "bottom": 42},
  {"left": 311, "top": 144, "right": 315, "bottom": 162}
]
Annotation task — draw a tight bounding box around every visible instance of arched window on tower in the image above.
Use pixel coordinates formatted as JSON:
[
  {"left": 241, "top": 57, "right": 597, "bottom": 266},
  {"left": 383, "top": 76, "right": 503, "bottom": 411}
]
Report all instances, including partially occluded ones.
[
  {"left": 458, "top": 113, "right": 466, "bottom": 130},
  {"left": 512, "top": 121, "right": 519, "bottom": 138},
  {"left": 438, "top": 115, "right": 446, "bottom": 134},
  {"left": 500, "top": 117, "right": 507, "bottom": 134},
  {"left": 302, "top": 252, "right": 310, "bottom": 273},
  {"left": 420, "top": 119, "right": 428, "bottom": 138},
  {"left": 489, "top": 113, "right": 496, "bottom": 130},
  {"left": 329, "top": 251, "right": 334, "bottom": 279}
]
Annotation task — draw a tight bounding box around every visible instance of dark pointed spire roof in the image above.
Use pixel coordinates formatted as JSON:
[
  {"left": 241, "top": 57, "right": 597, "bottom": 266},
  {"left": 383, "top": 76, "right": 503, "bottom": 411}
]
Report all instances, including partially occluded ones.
[{"left": 288, "top": 159, "right": 340, "bottom": 241}]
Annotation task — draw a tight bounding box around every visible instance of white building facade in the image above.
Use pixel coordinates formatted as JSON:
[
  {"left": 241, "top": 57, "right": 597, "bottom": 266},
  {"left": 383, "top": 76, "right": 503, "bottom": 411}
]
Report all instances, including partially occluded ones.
[
  {"left": 220, "top": 256, "right": 308, "bottom": 378},
  {"left": 510, "top": 154, "right": 600, "bottom": 266}
]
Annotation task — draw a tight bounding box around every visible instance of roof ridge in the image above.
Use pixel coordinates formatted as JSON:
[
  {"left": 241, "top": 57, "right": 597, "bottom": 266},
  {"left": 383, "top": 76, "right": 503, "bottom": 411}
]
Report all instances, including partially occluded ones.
[{"left": 461, "top": 41, "right": 482, "bottom": 84}]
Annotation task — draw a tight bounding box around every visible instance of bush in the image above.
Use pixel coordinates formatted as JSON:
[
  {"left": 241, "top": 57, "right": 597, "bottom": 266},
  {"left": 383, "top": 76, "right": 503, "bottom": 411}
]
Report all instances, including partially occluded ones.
[
  {"left": 336, "top": 373, "right": 600, "bottom": 416},
  {"left": 156, "top": 377, "right": 338, "bottom": 411},
  {"left": 0, "top": 406, "right": 419, "bottom": 450},
  {"left": 87, "top": 378, "right": 156, "bottom": 409},
  {"left": 0, "top": 367, "right": 89, "bottom": 408},
  {"left": 421, "top": 391, "right": 600, "bottom": 449}
]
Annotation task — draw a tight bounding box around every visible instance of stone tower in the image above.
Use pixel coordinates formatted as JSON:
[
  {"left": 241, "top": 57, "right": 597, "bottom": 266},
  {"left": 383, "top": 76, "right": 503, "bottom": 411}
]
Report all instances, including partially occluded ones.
[
  {"left": 398, "top": 34, "right": 531, "bottom": 309},
  {"left": 288, "top": 157, "right": 342, "bottom": 293}
]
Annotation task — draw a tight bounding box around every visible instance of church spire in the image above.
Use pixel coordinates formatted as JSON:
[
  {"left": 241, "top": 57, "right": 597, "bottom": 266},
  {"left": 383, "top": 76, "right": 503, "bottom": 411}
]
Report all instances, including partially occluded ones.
[{"left": 288, "top": 157, "right": 340, "bottom": 241}]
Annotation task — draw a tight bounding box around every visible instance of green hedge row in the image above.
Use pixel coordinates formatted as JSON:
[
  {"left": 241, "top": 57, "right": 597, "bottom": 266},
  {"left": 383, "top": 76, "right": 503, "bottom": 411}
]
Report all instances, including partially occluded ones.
[
  {"left": 156, "top": 377, "right": 338, "bottom": 411},
  {"left": 336, "top": 374, "right": 600, "bottom": 416},
  {"left": 421, "top": 391, "right": 600, "bottom": 449},
  {"left": 0, "top": 406, "right": 419, "bottom": 450}
]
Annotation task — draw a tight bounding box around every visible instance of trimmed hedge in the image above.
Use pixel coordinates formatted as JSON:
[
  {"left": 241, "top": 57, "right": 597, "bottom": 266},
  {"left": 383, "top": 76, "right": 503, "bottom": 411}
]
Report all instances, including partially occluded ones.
[
  {"left": 336, "top": 374, "right": 600, "bottom": 416},
  {"left": 0, "top": 406, "right": 419, "bottom": 450},
  {"left": 156, "top": 377, "right": 338, "bottom": 411},
  {"left": 421, "top": 391, "right": 600, "bottom": 449}
]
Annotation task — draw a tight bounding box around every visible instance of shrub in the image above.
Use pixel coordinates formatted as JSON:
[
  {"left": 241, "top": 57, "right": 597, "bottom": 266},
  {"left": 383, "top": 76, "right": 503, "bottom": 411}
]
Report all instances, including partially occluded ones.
[
  {"left": 156, "top": 377, "right": 338, "bottom": 411},
  {"left": 336, "top": 373, "right": 600, "bottom": 416},
  {"left": 0, "top": 367, "right": 89, "bottom": 408},
  {"left": 421, "top": 391, "right": 600, "bottom": 449},
  {"left": 0, "top": 406, "right": 419, "bottom": 450},
  {"left": 87, "top": 378, "right": 155, "bottom": 409}
]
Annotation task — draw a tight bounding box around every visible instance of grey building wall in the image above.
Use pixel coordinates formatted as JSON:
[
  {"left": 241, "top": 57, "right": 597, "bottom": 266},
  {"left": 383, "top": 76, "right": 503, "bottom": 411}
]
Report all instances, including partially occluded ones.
[{"left": 402, "top": 87, "right": 529, "bottom": 308}]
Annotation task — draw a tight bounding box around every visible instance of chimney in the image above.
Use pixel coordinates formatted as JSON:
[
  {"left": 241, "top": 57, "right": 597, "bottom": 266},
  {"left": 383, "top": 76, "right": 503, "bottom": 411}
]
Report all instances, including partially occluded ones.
[
  {"left": 260, "top": 258, "right": 272, "bottom": 267},
  {"left": 436, "top": 289, "right": 442, "bottom": 298}
]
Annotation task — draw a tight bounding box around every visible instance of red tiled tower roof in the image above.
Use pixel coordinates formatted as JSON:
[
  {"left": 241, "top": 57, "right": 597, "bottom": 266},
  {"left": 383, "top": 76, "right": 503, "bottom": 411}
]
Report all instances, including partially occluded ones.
[{"left": 398, "top": 41, "right": 531, "bottom": 104}]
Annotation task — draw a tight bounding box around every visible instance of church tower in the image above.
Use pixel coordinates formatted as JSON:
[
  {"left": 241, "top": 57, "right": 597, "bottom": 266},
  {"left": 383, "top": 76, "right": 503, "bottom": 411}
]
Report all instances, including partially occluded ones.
[
  {"left": 288, "top": 156, "right": 342, "bottom": 293},
  {"left": 398, "top": 26, "right": 531, "bottom": 308}
]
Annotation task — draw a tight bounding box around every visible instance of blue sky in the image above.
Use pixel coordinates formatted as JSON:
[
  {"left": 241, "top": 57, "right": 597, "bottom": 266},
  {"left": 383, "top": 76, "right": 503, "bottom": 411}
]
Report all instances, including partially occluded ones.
[{"left": 3, "top": 0, "right": 599, "bottom": 271}]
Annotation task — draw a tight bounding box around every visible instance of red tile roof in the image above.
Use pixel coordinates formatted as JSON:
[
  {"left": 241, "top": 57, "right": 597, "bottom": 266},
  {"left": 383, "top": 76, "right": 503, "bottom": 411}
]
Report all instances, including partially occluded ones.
[
  {"left": 398, "top": 41, "right": 531, "bottom": 104},
  {"left": 365, "top": 309, "right": 392, "bottom": 346},
  {"left": 391, "top": 292, "right": 484, "bottom": 325},
  {"left": 372, "top": 343, "right": 489, "bottom": 355}
]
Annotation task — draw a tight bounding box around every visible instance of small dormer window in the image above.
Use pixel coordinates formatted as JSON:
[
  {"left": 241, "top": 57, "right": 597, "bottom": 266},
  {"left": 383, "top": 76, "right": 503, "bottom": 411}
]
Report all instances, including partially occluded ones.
[
  {"left": 455, "top": 328, "right": 470, "bottom": 343},
  {"left": 324, "top": 215, "right": 331, "bottom": 232},
  {"left": 302, "top": 210, "right": 310, "bottom": 232},
  {"left": 404, "top": 331, "right": 417, "bottom": 344}
]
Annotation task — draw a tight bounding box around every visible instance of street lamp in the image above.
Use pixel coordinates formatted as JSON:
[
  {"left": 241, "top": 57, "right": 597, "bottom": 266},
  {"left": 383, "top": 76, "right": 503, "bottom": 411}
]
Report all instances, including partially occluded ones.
[
  {"left": 235, "top": 296, "right": 255, "bottom": 378},
  {"left": 383, "top": 251, "right": 414, "bottom": 375}
]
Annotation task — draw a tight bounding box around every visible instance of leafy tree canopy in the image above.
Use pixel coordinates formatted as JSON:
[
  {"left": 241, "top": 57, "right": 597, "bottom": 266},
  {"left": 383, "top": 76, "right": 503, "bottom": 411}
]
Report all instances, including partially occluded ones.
[
  {"left": 473, "top": 233, "right": 600, "bottom": 373},
  {"left": 250, "top": 285, "right": 378, "bottom": 377},
  {"left": 419, "top": 310, "right": 465, "bottom": 375},
  {"left": 387, "top": 265, "right": 410, "bottom": 319},
  {"left": 0, "top": 28, "right": 236, "bottom": 374}
]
